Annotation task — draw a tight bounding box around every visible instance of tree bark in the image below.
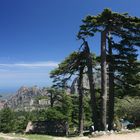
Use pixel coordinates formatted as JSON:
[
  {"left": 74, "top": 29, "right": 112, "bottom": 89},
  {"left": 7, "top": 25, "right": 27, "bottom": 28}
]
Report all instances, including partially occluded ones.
[
  {"left": 100, "top": 30, "right": 107, "bottom": 131},
  {"left": 50, "top": 92, "right": 54, "bottom": 107},
  {"left": 84, "top": 41, "right": 99, "bottom": 131},
  {"left": 78, "top": 66, "right": 84, "bottom": 136},
  {"left": 108, "top": 37, "right": 115, "bottom": 130}
]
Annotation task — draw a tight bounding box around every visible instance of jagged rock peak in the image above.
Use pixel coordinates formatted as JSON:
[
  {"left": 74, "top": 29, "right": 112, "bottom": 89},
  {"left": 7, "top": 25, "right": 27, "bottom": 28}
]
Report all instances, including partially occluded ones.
[{"left": 5, "top": 86, "right": 49, "bottom": 111}]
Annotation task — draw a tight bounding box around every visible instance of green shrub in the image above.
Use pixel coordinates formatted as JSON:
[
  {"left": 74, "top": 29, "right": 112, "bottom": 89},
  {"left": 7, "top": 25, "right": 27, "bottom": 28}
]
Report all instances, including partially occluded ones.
[
  {"left": 46, "top": 107, "right": 66, "bottom": 121},
  {"left": 115, "top": 96, "right": 140, "bottom": 122}
]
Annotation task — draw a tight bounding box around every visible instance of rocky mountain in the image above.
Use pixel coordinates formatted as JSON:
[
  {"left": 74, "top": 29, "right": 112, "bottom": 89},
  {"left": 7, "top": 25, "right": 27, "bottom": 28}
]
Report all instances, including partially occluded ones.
[
  {"left": 5, "top": 86, "right": 50, "bottom": 111},
  {"left": 1, "top": 69, "right": 101, "bottom": 111},
  {"left": 0, "top": 100, "right": 5, "bottom": 110},
  {"left": 70, "top": 70, "right": 101, "bottom": 94}
]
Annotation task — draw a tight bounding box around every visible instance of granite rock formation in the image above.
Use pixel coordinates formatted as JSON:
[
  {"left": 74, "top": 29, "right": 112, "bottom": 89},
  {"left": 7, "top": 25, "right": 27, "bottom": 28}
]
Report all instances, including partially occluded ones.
[
  {"left": 70, "top": 70, "right": 101, "bottom": 94},
  {"left": 5, "top": 86, "right": 50, "bottom": 111}
]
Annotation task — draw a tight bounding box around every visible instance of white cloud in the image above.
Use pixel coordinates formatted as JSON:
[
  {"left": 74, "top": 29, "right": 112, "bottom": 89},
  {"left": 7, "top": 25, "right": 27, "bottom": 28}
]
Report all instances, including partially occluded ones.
[
  {"left": 0, "top": 61, "right": 59, "bottom": 88},
  {"left": 0, "top": 61, "right": 59, "bottom": 68}
]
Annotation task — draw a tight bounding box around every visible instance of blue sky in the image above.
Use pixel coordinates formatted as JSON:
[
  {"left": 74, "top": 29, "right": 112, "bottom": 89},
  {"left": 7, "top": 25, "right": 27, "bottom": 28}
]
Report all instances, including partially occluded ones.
[{"left": 0, "top": 0, "right": 140, "bottom": 93}]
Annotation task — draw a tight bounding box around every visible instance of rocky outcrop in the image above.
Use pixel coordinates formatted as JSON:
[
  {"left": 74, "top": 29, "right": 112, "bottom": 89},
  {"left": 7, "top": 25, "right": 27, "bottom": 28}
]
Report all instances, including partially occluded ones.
[
  {"left": 25, "top": 120, "right": 68, "bottom": 136},
  {"left": 5, "top": 86, "right": 50, "bottom": 111},
  {"left": 70, "top": 74, "right": 90, "bottom": 94},
  {"left": 3, "top": 71, "right": 101, "bottom": 110},
  {"left": 70, "top": 70, "right": 101, "bottom": 94},
  {"left": 0, "top": 100, "right": 6, "bottom": 110}
]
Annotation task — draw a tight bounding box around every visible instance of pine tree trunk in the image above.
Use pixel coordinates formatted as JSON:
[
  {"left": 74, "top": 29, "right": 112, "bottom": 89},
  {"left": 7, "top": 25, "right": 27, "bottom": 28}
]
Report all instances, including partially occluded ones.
[
  {"left": 50, "top": 93, "right": 54, "bottom": 107},
  {"left": 78, "top": 66, "right": 84, "bottom": 136},
  {"left": 108, "top": 38, "right": 115, "bottom": 130},
  {"left": 84, "top": 41, "right": 99, "bottom": 131},
  {"left": 100, "top": 30, "right": 107, "bottom": 131}
]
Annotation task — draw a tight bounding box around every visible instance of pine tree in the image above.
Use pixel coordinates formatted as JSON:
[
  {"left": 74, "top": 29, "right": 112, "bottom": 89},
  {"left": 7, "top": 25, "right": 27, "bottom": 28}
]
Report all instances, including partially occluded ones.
[
  {"left": 50, "top": 51, "right": 86, "bottom": 135},
  {"left": 78, "top": 9, "right": 140, "bottom": 130},
  {"left": 0, "top": 107, "right": 15, "bottom": 133},
  {"left": 83, "top": 41, "right": 99, "bottom": 130},
  {"left": 112, "top": 39, "right": 140, "bottom": 97}
]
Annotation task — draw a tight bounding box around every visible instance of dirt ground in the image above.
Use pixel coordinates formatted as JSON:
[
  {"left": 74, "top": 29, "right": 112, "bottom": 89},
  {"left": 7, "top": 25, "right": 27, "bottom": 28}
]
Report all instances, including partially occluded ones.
[
  {"left": 0, "top": 131, "right": 140, "bottom": 140},
  {"left": 0, "top": 133, "right": 28, "bottom": 140},
  {"left": 54, "top": 131, "right": 140, "bottom": 140}
]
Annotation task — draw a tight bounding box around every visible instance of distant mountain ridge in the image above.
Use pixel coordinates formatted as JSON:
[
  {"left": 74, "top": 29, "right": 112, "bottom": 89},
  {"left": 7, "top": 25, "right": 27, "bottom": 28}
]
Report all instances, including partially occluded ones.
[
  {"left": 4, "top": 86, "right": 50, "bottom": 111},
  {"left": 0, "top": 71, "right": 101, "bottom": 110}
]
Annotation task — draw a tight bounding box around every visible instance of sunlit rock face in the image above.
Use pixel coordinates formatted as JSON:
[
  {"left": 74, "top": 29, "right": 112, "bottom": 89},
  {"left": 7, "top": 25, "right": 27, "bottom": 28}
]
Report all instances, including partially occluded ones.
[
  {"left": 3, "top": 85, "right": 71, "bottom": 111},
  {"left": 70, "top": 74, "right": 90, "bottom": 94},
  {"left": 5, "top": 86, "right": 50, "bottom": 111},
  {"left": 0, "top": 100, "right": 6, "bottom": 110},
  {"left": 70, "top": 68, "right": 101, "bottom": 94}
]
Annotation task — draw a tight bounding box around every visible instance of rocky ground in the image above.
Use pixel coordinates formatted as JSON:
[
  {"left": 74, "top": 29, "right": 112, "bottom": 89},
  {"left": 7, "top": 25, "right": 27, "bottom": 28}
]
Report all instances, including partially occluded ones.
[{"left": 54, "top": 131, "right": 140, "bottom": 140}]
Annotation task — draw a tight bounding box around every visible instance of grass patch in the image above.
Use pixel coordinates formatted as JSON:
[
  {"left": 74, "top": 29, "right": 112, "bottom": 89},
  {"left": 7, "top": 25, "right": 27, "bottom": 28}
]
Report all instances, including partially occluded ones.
[
  {"left": 10, "top": 134, "right": 53, "bottom": 140},
  {"left": 0, "top": 137, "right": 5, "bottom": 140},
  {"left": 23, "top": 134, "right": 53, "bottom": 140}
]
